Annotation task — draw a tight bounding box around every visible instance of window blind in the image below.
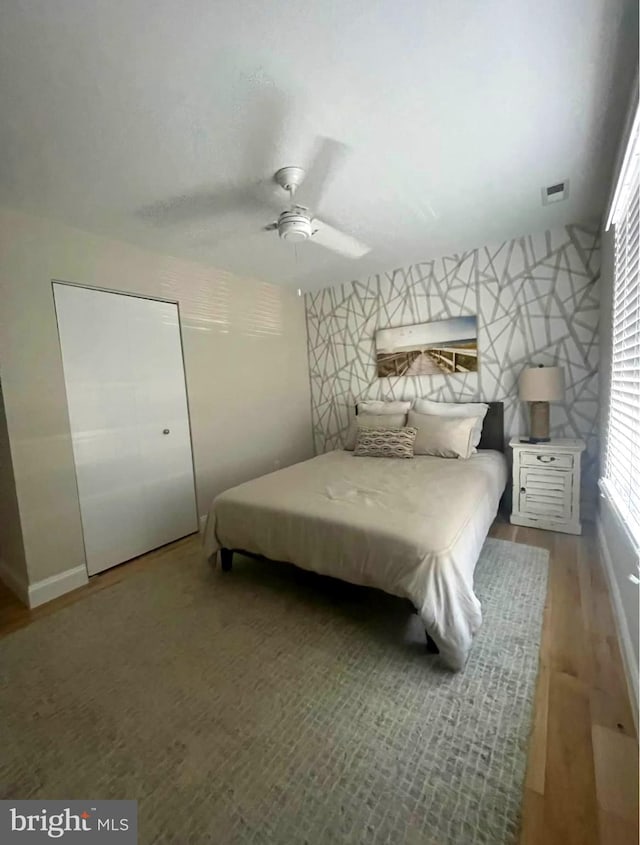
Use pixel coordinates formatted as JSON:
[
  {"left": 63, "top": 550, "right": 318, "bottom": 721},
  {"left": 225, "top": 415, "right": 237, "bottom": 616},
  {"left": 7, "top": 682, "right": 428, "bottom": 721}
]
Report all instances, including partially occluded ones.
[{"left": 603, "top": 103, "right": 640, "bottom": 549}]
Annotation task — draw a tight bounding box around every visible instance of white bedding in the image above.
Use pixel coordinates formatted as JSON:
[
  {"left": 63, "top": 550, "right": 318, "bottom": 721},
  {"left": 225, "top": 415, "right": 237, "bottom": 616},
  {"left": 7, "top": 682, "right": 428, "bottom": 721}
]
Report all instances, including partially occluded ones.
[{"left": 203, "top": 449, "right": 508, "bottom": 670}]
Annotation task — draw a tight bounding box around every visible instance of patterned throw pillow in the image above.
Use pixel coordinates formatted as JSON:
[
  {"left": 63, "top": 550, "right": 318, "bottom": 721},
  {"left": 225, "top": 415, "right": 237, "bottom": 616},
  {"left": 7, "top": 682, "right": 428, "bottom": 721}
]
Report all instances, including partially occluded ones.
[{"left": 353, "top": 427, "right": 417, "bottom": 458}]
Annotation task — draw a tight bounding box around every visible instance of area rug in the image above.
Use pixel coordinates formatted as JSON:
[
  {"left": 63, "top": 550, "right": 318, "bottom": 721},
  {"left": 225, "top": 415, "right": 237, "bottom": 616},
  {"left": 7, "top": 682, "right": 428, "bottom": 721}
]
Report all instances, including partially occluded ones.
[{"left": 0, "top": 537, "right": 548, "bottom": 845}]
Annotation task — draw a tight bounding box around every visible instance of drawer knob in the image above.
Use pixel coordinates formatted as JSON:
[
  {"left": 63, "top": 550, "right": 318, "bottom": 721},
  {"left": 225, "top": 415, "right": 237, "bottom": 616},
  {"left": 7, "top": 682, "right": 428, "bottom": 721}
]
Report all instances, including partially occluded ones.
[
  {"left": 536, "top": 455, "right": 556, "bottom": 463},
  {"left": 520, "top": 487, "right": 526, "bottom": 493}
]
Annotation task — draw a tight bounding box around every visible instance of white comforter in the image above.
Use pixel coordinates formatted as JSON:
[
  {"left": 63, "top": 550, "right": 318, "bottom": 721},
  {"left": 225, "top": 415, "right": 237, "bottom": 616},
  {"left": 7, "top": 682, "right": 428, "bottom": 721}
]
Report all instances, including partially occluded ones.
[{"left": 203, "top": 449, "right": 508, "bottom": 670}]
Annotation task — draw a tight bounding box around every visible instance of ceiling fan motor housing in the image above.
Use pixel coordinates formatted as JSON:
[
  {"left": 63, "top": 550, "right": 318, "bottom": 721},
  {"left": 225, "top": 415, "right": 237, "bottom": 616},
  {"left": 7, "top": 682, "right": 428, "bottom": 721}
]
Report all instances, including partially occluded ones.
[{"left": 278, "top": 210, "right": 312, "bottom": 242}]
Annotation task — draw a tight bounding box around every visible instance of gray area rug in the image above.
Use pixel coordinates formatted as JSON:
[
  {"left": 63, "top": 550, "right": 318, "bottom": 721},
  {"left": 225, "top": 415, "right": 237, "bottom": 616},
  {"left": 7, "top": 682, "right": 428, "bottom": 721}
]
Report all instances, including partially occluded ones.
[{"left": 0, "top": 537, "right": 548, "bottom": 845}]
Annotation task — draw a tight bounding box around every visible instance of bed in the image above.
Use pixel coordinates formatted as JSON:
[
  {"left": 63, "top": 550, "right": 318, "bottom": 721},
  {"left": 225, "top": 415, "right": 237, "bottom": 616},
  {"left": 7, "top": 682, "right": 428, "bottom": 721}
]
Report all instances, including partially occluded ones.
[{"left": 203, "top": 402, "right": 507, "bottom": 670}]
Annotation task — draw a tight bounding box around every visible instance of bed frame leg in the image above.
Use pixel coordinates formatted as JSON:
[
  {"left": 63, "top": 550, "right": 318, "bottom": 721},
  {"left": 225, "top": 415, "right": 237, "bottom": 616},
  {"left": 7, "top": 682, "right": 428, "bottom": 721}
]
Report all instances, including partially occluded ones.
[
  {"left": 412, "top": 604, "right": 439, "bottom": 655},
  {"left": 220, "top": 548, "right": 233, "bottom": 572},
  {"left": 425, "top": 632, "right": 439, "bottom": 654}
]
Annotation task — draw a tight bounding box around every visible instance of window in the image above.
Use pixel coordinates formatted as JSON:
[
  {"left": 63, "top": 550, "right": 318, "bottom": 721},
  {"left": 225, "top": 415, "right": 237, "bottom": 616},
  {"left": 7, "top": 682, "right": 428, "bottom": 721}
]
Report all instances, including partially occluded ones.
[{"left": 603, "top": 103, "right": 640, "bottom": 549}]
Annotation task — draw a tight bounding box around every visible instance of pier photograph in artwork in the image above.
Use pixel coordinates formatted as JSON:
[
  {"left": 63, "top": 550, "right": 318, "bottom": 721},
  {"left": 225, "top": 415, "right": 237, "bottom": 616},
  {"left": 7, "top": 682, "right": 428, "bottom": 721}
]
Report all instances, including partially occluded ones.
[{"left": 375, "top": 316, "right": 478, "bottom": 377}]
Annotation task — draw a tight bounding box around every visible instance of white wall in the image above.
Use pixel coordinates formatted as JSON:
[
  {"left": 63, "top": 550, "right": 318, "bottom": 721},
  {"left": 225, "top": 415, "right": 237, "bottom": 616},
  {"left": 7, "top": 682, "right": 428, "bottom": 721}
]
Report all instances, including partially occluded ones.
[
  {"left": 0, "top": 207, "right": 313, "bottom": 590},
  {"left": 597, "top": 225, "right": 639, "bottom": 707}
]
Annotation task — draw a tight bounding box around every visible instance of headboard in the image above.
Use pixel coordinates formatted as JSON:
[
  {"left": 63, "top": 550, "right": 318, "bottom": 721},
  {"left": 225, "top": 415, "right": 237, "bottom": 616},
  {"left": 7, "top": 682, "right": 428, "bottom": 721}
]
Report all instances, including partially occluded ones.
[
  {"left": 477, "top": 402, "right": 504, "bottom": 452},
  {"left": 354, "top": 400, "right": 505, "bottom": 452}
]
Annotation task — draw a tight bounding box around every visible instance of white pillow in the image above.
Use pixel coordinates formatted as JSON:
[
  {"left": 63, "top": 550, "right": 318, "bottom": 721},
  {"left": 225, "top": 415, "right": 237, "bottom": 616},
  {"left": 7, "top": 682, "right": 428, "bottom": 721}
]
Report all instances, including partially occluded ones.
[
  {"left": 407, "top": 411, "right": 477, "bottom": 459},
  {"left": 344, "top": 412, "right": 407, "bottom": 450},
  {"left": 357, "top": 400, "right": 412, "bottom": 415},
  {"left": 413, "top": 399, "right": 488, "bottom": 450}
]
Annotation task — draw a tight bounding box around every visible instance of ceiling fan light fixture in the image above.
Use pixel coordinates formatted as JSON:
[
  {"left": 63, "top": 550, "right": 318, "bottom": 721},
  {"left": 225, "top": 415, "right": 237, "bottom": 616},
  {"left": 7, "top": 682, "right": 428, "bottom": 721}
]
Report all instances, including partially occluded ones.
[{"left": 278, "top": 210, "right": 312, "bottom": 243}]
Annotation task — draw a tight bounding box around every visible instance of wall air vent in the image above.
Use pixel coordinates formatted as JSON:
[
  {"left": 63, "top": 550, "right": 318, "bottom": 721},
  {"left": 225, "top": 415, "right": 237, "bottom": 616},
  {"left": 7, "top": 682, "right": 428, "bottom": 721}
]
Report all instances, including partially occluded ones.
[{"left": 541, "top": 180, "right": 569, "bottom": 205}]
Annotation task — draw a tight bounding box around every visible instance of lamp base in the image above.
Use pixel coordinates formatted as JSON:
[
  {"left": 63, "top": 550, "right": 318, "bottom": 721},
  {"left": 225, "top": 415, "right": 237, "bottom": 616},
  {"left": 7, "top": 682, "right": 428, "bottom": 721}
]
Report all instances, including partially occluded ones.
[{"left": 528, "top": 401, "right": 550, "bottom": 442}]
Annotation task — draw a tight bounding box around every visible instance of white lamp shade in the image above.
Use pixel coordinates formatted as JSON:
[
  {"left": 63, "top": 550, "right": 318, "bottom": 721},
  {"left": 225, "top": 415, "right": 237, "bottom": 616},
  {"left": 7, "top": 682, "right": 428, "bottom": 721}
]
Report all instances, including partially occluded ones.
[{"left": 519, "top": 366, "right": 565, "bottom": 401}]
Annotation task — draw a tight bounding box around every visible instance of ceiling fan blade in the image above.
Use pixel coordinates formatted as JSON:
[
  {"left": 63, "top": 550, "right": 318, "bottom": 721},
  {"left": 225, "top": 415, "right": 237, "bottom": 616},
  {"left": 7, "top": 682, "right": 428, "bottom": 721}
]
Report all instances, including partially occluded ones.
[
  {"left": 310, "top": 219, "right": 371, "bottom": 259},
  {"left": 136, "top": 182, "right": 280, "bottom": 227},
  {"left": 294, "top": 137, "right": 349, "bottom": 212}
]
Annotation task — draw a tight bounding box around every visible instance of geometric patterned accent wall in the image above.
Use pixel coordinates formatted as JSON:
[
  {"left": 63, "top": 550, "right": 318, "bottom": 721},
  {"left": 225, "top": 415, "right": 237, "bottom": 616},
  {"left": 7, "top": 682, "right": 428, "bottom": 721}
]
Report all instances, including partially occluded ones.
[{"left": 305, "top": 224, "right": 600, "bottom": 518}]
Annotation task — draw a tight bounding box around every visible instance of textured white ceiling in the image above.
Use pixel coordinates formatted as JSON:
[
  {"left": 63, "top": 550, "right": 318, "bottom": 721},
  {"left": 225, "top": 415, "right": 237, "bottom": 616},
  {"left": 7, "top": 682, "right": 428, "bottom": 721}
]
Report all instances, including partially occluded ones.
[{"left": 0, "top": 0, "right": 637, "bottom": 290}]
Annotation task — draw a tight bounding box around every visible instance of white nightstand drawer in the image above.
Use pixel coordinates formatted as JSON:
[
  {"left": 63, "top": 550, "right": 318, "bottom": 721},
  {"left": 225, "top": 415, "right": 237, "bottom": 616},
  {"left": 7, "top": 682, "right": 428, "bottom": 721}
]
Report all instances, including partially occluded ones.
[{"left": 520, "top": 451, "right": 574, "bottom": 469}]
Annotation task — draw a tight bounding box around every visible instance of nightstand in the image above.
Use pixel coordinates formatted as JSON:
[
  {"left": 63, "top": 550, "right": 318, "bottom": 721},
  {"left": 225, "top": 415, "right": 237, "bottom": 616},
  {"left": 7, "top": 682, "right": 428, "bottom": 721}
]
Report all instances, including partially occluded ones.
[{"left": 509, "top": 437, "right": 585, "bottom": 535}]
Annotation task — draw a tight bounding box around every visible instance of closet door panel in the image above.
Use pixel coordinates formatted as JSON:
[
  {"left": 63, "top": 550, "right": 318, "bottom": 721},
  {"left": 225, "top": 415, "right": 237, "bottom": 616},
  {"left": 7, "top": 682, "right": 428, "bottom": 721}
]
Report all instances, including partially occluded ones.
[
  {"left": 54, "top": 284, "right": 149, "bottom": 573},
  {"left": 53, "top": 284, "right": 197, "bottom": 575},
  {"left": 129, "top": 296, "right": 198, "bottom": 547}
]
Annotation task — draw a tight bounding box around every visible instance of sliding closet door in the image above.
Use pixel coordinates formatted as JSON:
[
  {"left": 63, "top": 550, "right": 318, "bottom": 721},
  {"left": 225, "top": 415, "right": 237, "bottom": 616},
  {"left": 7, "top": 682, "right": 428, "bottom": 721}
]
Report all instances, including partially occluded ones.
[
  {"left": 53, "top": 283, "right": 198, "bottom": 575},
  {"left": 129, "top": 293, "right": 198, "bottom": 550}
]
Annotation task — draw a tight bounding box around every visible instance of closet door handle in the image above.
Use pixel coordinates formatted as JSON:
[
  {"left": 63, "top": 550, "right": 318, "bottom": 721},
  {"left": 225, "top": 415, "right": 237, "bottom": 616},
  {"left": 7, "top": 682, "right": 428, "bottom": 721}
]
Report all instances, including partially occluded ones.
[{"left": 162, "top": 428, "right": 170, "bottom": 435}]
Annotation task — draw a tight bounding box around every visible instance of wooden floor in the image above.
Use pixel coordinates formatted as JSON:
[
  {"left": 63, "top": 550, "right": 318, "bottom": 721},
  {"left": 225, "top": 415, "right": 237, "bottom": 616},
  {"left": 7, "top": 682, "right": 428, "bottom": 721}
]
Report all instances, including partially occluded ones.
[
  {"left": 487, "top": 519, "right": 639, "bottom": 845},
  {"left": 0, "top": 522, "right": 637, "bottom": 844}
]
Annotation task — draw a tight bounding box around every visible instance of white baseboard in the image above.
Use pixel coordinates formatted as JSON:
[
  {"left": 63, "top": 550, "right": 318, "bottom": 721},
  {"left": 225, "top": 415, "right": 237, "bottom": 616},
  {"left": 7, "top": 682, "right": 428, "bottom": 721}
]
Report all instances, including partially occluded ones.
[
  {"left": 0, "top": 559, "right": 29, "bottom": 606},
  {"left": 596, "top": 516, "right": 639, "bottom": 728},
  {"left": 28, "top": 565, "right": 88, "bottom": 608}
]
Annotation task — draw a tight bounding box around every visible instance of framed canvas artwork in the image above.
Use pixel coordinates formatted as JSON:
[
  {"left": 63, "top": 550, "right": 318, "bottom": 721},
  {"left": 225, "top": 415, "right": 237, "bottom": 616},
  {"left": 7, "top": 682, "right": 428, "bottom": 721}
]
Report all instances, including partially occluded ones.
[{"left": 375, "top": 316, "right": 478, "bottom": 378}]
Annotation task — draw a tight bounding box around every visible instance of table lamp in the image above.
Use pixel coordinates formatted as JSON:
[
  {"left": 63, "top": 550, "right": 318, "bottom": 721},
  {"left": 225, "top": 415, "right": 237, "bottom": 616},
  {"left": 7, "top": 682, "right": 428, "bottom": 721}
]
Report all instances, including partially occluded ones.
[{"left": 518, "top": 364, "right": 564, "bottom": 443}]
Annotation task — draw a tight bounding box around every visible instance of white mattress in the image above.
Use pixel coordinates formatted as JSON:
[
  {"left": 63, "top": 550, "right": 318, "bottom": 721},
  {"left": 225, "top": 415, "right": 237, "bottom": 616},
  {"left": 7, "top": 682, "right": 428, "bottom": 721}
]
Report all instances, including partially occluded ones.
[{"left": 203, "top": 449, "right": 508, "bottom": 670}]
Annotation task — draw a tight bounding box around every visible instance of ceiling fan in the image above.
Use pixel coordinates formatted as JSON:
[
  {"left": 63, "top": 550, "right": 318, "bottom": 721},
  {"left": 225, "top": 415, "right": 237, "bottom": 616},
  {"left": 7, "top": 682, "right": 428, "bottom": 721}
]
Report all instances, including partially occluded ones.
[
  {"left": 138, "top": 136, "right": 371, "bottom": 260},
  {"left": 262, "top": 151, "right": 371, "bottom": 259}
]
